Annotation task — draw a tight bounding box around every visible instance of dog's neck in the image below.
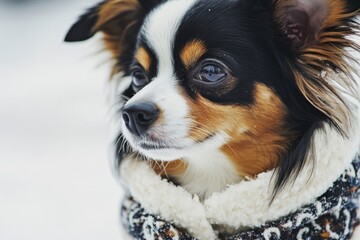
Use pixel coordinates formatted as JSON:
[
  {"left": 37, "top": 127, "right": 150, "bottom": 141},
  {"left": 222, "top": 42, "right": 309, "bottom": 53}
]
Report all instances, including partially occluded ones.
[
  {"left": 178, "top": 149, "right": 244, "bottom": 199},
  {"left": 151, "top": 148, "right": 242, "bottom": 199},
  {"left": 151, "top": 135, "right": 288, "bottom": 199}
]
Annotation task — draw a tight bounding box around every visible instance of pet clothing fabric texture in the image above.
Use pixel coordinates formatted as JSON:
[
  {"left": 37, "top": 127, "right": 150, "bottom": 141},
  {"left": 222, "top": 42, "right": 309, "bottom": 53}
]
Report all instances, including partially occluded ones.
[{"left": 120, "top": 156, "right": 360, "bottom": 240}]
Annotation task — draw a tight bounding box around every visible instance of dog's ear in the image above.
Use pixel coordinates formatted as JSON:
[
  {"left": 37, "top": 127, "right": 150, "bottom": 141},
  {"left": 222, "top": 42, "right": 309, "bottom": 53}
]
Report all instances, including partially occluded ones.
[
  {"left": 273, "top": 0, "right": 360, "bottom": 131},
  {"left": 274, "top": 0, "right": 327, "bottom": 49},
  {"left": 64, "top": 0, "right": 161, "bottom": 42},
  {"left": 65, "top": 0, "right": 162, "bottom": 74},
  {"left": 274, "top": 0, "right": 359, "bottom": 49},
  {"left": 64, "top": 2, "right": 103, "bottom": 42}
]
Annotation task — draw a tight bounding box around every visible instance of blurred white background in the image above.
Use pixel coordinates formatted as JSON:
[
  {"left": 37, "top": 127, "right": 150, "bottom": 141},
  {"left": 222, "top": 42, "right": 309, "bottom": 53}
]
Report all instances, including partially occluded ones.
[{"left": 0, "top": 0, "right": 123, "bottom": 239}]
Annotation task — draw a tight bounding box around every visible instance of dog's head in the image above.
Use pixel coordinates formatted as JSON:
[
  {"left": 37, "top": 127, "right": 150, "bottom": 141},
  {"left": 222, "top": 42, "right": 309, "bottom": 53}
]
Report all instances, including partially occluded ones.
[{"left": 66, "top": 0, "right": 360, "bottom": 192}]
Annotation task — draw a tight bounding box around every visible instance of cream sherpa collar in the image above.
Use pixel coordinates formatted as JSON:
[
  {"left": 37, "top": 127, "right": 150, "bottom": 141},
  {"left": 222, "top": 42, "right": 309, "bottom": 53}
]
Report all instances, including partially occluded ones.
[{"left": 121, "top": 157, "right": 360, "bottom": 239}]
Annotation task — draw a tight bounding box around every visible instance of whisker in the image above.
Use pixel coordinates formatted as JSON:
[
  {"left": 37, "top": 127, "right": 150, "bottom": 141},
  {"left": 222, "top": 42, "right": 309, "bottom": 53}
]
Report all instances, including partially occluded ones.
[
  {"left": 160, "top": 161, "right": 171, "bottom": 179},
  {"left": 120, "top": 94, "right": 131, "bottom": 101}
]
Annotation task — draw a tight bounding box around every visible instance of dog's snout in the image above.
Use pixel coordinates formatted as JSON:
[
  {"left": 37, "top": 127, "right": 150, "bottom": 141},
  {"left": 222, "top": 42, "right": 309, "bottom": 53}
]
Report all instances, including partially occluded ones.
[{"left": 122, "top": 102, "right": 159, "bottom": 136}]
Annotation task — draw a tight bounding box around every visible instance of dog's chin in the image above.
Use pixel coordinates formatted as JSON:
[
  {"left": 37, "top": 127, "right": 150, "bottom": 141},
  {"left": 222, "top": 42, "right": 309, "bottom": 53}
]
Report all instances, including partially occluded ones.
[
  {"left": 128, "top": 140, "right": 190, "bottom": 161},
  {"left": 121, "top": 130, "right": 186, "bottom": 161},
  {"left": 121, "top": 121, "right": 227, "bottom": 161},
  {"left": 124, "top": 132, "right": 226, "bottom": 162}
]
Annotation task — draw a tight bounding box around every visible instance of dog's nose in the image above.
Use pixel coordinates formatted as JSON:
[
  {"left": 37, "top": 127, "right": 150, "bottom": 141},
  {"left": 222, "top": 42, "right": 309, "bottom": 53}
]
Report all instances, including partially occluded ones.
[{"left": 122, "top": 102, "right": 159, "bottom": 136}]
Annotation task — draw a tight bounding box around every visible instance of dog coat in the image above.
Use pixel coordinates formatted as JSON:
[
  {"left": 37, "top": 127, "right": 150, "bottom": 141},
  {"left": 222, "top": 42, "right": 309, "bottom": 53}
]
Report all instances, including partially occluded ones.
[{"left": 121, "top": 157, "right": 360, "bottom": 240}]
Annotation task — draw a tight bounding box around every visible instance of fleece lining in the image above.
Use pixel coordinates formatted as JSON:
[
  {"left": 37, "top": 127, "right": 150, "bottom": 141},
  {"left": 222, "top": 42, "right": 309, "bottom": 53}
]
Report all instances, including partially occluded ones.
[{"left": 121, "top": 157, "right": 360, "bottom": 239}]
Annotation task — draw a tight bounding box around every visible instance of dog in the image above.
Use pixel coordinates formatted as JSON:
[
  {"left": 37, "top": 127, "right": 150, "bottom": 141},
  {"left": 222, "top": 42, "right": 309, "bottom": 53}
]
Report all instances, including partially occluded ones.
[{"left": 65, "top": 0, "right": 360, "bottom": 239}]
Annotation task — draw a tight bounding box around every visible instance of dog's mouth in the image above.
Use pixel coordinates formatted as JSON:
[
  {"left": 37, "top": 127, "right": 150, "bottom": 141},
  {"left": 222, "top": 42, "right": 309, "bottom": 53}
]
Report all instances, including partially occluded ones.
[
  {"left": 138, "top": 133, "right": 216, "bottom": 151},
  {"left": 122, "top": 130, "right": 222, "bottom": 161},
  {"left": 139, "top": 142, "right": 183, "bottom": 150}
]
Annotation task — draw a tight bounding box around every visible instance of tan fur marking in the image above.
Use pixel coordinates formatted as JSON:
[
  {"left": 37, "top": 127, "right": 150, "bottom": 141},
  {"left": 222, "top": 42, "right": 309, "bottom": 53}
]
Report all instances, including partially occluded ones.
[
  {"left": 135, "top": 47, "right": 152, "bottom": 72},
  {"left": 155, "top": 108, "right": 165, "bottom": 126},
  {"left": 186, "top": 83, "right": 291, "bottom": 177},
  {"left": 94, "top": 0, "right": 141, "bottom": 76},
  {"left": 221, "top": 85, "right": 290, "bottom": 176},
  {"left": 180, "top": 40, "right": 207, "bottom": 69},
  {"left": 150, "top": 160, "right": 188, "bottom": 177}
]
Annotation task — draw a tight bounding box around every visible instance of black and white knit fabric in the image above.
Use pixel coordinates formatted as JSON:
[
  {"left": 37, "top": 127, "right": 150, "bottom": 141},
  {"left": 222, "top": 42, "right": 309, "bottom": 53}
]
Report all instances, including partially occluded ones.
[{"left": 120, "top": 157, "right": 360, "bottom": 240}]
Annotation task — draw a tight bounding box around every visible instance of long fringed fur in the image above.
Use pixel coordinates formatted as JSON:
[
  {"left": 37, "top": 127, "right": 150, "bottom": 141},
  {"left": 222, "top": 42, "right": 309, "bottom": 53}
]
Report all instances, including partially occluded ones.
[{"left": 272, "top": 0, "right": 360, "bottom": 192}]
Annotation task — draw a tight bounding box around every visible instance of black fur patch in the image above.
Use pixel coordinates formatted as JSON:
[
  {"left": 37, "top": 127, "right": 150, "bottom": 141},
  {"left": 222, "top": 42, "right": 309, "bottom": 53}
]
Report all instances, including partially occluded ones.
[
  {"left": 345, "top": 0, "right": 360, "bottom": 12},
  {"left": 171, "top": 0, "right": 330, "bottom": 193},
  {"left": 129, "top": 40, "right": 159, "bottom": 83}
]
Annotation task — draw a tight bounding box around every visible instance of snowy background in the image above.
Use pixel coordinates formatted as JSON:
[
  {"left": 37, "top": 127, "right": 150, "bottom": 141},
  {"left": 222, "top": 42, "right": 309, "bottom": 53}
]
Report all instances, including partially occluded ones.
[{"left": 0, "top": 1, "right": 123, "bottom": 239}]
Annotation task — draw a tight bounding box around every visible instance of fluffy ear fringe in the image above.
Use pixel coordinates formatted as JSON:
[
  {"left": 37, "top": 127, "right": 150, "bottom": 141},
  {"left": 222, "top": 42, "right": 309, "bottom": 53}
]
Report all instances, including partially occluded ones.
[
  {"left": 275, "top": 0, "right": 360, "bottom": 135},
  {"left": 271, "top": 0, "right": 360, "bottom": 196},
  {"left": 64, "top": 0, "right": 159, "bottom": 76}
]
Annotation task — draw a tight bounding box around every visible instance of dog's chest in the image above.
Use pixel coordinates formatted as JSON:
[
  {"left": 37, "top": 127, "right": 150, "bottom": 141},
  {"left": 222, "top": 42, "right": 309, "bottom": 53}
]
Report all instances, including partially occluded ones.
[{"left": 173, "top": 149, "right": 243, "bottom": 199}]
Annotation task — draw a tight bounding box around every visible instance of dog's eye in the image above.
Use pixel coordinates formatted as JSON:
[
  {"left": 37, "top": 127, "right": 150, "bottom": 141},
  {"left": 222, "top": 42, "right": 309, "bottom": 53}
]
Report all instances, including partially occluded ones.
[
  {"left": 189, "top": 59, "right": 235, "bottom": 96},
  {"left": 197, "top": 64, "right": 227, "bottom": 83},
  {"left": 132, "top": 69, "right": 148, "bottom": 91}
]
